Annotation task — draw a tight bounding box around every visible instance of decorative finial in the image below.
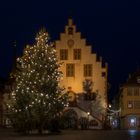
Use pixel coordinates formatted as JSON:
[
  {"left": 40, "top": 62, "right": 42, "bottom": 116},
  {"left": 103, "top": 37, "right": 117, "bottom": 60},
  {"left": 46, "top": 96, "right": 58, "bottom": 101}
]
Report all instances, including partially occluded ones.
[
  {"left": 68, "top": 12, "right": 74, "bottom": 26},
  {"left": 68, "top": 11, "right": 73, "bottom": 19},
  {"left": 68, "top": 18, "right": 73, "bottom": 26}
]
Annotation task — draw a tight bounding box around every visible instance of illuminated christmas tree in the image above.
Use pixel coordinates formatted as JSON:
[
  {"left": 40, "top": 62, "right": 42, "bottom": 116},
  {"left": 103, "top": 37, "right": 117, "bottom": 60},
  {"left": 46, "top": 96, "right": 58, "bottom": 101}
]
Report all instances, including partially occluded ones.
[{"left": 8, "top": 29, "right": 68, "bottom": 134}]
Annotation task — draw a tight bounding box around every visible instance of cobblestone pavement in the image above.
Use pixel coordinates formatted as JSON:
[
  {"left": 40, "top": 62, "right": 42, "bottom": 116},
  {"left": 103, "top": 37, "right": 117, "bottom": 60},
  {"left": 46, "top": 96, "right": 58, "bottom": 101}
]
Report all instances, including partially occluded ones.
[{"left": 0, "top": 128, "right": 140, "bottom": 140}]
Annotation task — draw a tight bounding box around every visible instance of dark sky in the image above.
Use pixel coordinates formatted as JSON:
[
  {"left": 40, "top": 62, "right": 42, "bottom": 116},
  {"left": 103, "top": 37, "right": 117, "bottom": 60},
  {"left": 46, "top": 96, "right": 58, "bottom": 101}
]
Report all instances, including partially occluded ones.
[{"left": 0, "top": 0, "right": 140, "bottom": 100}]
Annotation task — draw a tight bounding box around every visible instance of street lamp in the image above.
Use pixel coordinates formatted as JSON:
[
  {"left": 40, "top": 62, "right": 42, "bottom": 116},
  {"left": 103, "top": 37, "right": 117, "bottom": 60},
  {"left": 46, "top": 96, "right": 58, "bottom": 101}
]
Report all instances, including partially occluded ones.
[
  {"left": 109, "top": 104, "right": 111, "bottom": 108},
  {"left": 87, "top": 112, "right": 90, "bottom": 129},
  {"left": 87, "top": 112, "right": 90, "bottom": 116}
]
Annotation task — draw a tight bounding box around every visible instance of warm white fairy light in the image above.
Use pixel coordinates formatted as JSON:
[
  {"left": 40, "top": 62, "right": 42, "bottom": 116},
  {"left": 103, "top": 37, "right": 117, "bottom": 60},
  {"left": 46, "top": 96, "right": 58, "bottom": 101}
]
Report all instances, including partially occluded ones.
[{"left": 6, "top": 29, "right": 68, "bottom": 132}]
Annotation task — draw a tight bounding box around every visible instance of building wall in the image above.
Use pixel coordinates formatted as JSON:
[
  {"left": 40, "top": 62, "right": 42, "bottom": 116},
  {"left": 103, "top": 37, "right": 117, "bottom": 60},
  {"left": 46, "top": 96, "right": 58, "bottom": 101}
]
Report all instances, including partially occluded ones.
[
  {"left": 55, "top": 18, "right": 108, "bottom": 110},
  {"left": 120, "top": 86, "right": 140, "bottom": 129},
  {"left": 121, "top": 86, "right": 140, "bottom": 116}
]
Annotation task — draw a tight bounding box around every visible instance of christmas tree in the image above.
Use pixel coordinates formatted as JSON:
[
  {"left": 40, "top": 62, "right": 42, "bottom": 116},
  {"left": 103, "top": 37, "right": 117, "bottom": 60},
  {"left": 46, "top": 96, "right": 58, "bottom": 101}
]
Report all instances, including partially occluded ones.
[{"left": 7, "top": 29, "right": 68, "bottom": 134}]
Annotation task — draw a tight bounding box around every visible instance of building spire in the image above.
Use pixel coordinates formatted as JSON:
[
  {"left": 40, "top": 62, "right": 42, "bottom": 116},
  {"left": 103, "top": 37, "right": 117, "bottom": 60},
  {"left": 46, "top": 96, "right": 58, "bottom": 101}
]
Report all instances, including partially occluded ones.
[
  {"left": 68, "top": 11, "right": 73, "bottom": 19},
  {"left": 10, "top": 41, "right": 17, "bottom": 78},
  {"left": 68, "top": 16, "right": 74, "bottom": 26},
  {"left": 13, "top": 41, "right": 17, "bottom": 70}
]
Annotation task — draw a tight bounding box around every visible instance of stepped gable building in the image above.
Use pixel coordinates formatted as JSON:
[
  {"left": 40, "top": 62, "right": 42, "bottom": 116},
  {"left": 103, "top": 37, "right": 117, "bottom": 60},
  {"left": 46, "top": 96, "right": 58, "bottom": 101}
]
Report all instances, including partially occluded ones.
[
  {"left": 55, "top": 18, "right": 108, "bottom": 128},
  {"left": 2, "top": 18, "right": 108, "bottom": 129},
  {"left": 119, "top": 70, "right": 140, "bottom": 129},
  {"left": 55, "top": 18, "right": 108, "bottom": 107}
]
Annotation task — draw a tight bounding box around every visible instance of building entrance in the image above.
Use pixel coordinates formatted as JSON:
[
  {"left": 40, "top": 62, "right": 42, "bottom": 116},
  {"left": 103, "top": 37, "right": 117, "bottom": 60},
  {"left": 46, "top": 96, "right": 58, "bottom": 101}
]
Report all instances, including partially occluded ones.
[{"left": 128, "top": 116, "right": 137, "bottom": 129}]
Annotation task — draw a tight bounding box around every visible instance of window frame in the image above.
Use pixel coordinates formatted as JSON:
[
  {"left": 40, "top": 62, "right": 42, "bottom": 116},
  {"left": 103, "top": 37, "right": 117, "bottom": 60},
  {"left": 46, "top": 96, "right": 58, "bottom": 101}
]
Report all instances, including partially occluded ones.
[
  {"left": 60, "top": 49, "right": 68, "bottom": 60},
  {"left": 66, "top": 64, "right": 75, "bottom": 77},
  {"left": 84, "top": 64, "right": 93, "bottom": 77},
  {"left": 73, "top": 49, "right": 81, "bottom": 60},
  {"left": 127, "top": 100, "right": 133, "bottom": 109}
]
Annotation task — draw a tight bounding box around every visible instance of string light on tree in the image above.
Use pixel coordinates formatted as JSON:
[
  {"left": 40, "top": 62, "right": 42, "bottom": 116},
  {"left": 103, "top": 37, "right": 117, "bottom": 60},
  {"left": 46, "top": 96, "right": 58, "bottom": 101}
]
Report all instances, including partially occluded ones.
[{"left": 7, "top": 28, "right": 68, "bottom": 134}]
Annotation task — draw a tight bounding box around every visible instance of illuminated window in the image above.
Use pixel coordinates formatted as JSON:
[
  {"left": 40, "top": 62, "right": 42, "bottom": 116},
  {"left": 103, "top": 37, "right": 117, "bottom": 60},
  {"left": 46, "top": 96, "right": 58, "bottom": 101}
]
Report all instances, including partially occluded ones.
[
  {"left": 73, "top": 49, "right": 81, "bottom": 60},
  {"left": 60, "top": 49, "right": 68, "bottom": 60},
  {"left": 68, "top": 27, "right": 73, "bottom": 35},
  {"left": 84, "top": 64, "right": 92, "bottom": 77},
  {"left": 66, "top": 64, "right": 75, "bottom": 77},
  {"left": 128, "top": 101, "right": 133, "bottom": 108}
]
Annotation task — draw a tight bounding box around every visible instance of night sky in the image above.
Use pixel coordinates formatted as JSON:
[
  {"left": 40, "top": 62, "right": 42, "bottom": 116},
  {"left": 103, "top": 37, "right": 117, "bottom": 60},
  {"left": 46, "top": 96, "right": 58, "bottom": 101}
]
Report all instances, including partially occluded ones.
[{"left": 0, "top": 0, "right": 140, "bottom": 100}]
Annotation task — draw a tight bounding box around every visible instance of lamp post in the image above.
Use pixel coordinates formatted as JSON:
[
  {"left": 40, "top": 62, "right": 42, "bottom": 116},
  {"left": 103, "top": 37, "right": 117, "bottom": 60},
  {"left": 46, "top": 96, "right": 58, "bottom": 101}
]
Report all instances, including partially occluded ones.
[
  {"left": 108, "top": 104, "right": 112, "bottom": 128},
  {"left": 87, "top": 112, "right": 90, "bottom": 129}
]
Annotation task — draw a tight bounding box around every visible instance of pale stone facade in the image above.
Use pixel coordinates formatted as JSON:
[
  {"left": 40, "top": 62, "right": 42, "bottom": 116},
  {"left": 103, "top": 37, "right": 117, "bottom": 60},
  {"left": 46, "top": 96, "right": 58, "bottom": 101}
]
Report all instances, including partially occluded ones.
[{"left": 55, "top": 18, "right": 108, "bottom": 112}]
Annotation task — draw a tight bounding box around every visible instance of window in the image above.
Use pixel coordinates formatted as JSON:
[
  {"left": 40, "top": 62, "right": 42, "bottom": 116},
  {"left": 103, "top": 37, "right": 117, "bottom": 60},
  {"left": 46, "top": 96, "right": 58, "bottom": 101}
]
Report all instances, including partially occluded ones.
[
  {"left": 102, "top": 72, "right": 106, "bottom": 77},
  {"left": 84, "top": 64, "right": 92, "bottom": 77},
  {"left": 134, "top": 100, "right": 140, "bottom": 109},
  {"left": 127, "top": 88, "right": 133, "bottom": 96},
  {"left": 66, "top": 64, "right": 75, "bottom": 77},
  {"left": 134, "top": 88, "right": 139, "bottom": 96},
  {"left": 68, "top": 27, "right": 73, "bottom": 35},
  {"left": 128, "top": 101, "right": 133, "bottom": 108},
  {"left": 60, "top": 49, "right": 68, "bottom": 60},
  {"left": 73, "top": 49, "right": 81, "bottom": 60}
]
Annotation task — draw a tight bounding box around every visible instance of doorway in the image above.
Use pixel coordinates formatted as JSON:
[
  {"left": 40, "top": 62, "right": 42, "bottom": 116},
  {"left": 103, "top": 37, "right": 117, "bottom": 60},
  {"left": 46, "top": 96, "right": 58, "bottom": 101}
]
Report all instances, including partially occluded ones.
[{"left": 128, "top": 116, "right": 137, "bottom": 129}]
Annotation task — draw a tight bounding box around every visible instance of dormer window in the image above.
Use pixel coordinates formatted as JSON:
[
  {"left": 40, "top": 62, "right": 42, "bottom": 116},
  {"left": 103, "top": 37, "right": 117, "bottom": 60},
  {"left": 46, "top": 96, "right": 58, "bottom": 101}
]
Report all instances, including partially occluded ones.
[
  {"left": 137, "top": 77, "right": 140, "bottom": 83},
  {"left": 68, "top": 27, "right": 73, "bottom": 35}
]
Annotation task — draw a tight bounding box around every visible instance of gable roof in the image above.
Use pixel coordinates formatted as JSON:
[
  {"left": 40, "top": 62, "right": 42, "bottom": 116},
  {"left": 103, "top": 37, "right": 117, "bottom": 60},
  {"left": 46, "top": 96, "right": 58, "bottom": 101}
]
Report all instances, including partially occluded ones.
[{"left": 124, "top": 69, "right": 140, "bottom": 86}]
